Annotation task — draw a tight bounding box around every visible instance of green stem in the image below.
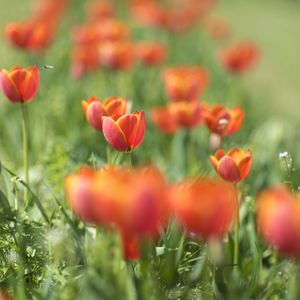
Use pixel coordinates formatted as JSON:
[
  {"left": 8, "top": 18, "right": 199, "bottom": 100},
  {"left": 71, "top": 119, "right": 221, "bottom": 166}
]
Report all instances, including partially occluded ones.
[
  {"left": 112, "top": 151, "right": 120, "bottom": 167},
  {"left": 106, "top": 145, "right": 112, "bottom": 165},
  {"left": 21, "top": 102, "right": 29, "bottom": 206},
  {"left": 234, "top": 186, "right": 240, "bottom": 269},
  {"left": 126, "top": 152, "right": 132, "bottom": 167}
]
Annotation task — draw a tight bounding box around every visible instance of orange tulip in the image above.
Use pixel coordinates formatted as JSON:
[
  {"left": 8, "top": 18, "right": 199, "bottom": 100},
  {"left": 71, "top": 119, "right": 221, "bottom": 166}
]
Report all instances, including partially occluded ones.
[
  {"left": 150, "top": 106, "right": 178, "bottom": 134},
  {"left": 99, "top": 41, "right": 134, "bottom": 70},
  {"left": 70, "top": 45, "right": 100, "bottom": 80},
  {"left": 210, "top": 149, "right": 252, "bottom": 183},
  {"left": 0, "top": 66, "right": 39, "bottom": 103},
  {"left": 81, "top": 96, "right": 127, "bottom": 131},
  {"left": 65, "top": 167, "right": 104, "bottom": 224},
  {"left": 65, "top": 165, "right": 168, "bottom": 260},
  {"left": 135, "top": 41, "right": 168, "bottom": 66},
  {"left": 96, "top": 19, "right": 130, "bottom": 41},
  {"left": 102, "top": 111, "right": 146, "bottom": 152},
  {"left": 5, "top": 19, "right": 55, "bottom": 51},
  {"left": 169, "top": 177, "right": 238, "bottom": 240},
  {"left": 203, "top": 104, "right": 244, "bottom": 137},
  {"left": 218, "top": 42, "right": 259, "bottom": 74},
  {"left": 204, "top": 17, "right": 231, "bottom": 40},
  {"left": 71, "top": 24, "right": 100, "bottom": 45},
  {"left": 86, "top": 0, "right": 115, "bottom": 21},
  {"left": 130, "top": 1, "right": 166, "bottom": 28},
  {"left": 163, "top": 66, "right": 209, "bottom": 101},
  {"left": 168, "top": 100, "right": 206, "bottom": 129},
  {"left": 256, "top": 185, "right": 300, "bottom": 257}
]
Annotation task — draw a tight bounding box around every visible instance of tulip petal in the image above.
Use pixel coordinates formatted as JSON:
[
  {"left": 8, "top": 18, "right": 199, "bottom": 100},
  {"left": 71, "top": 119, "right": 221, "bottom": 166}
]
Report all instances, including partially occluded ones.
[
  {"left": 133, "top": 111, "right": 146, "bottom": 149},
  {"left": 86, "top": 101, "right": 106, "bottom": 131},
  {"left": 227, "top": 148, "right": 245, "bottom": 164},
  {"left": 81, "top": 100, "right": 88, "bottom": 115},
  {"left": 218, "top": 156, "right": 241, "bottom": 182},
  {"left": 117, "top": 113, "right": 139, "bottom": 149},
  {"left": 210, "top": 155, "right": 219, "bottom": 172},
  {"left": 215, "top": 149, "right": 226, "bottom": 160},
  {"left": 0, "top": 70, "right": 21, "bottom": 102},
  {"left": 21, "top": 66, "right": 39, "bottom": 101},
  {"left": 238, "top": 149, "right": 252, "bottom": 180},
  {"left": 103, "top": 117, "right": 128, "bottom": 151},
  {"left": 121, "top": 232, "right": 140, "bottom": 261}
]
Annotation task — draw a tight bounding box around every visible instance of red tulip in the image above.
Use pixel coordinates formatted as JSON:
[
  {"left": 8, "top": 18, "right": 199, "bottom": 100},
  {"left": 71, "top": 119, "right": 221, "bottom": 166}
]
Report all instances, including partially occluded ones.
[
  {"left": 204, "top": 17, "right": 231, "bottom": 40},
  {"left": 96, "top": 19, "right": 130, "bottom": 41},
  {"left": 210, "top": 148, "right": 252, "bottom": 183},
  {"left": 99, "top": 41, "right": 134, "bottom": 70},
  {"left": 135, "top": 41, "right": 168, "bottom": 66},
  {"left": 163, "top": 66, "right": 209, "bottom": 101},
  {"left": 70, "top": 45, "right": 100, "bottom": 80},
  {"left": 168, "top": 100, "right": 207, "bottom": 129},
  {"left": 86, "top": 0, "right": 115, "bottom": 21},
  {"left": 203, "top": 104, "right": 244, "bottom": 137},
  {"left": 256, "top": 185, "right": 300, "bottom": 257},
  {"left": 169, "top": 177, "right": 238, "bottom": 240},
  {"left": 81, "top": 96, "right": 127, "bottom": 131},
  {"left": 150, "top": 106, "right": 178, "bottom": 134},
  {"left": 5, "top": 19, "right": 55, "bottom": 51},
  {"left": 0, "top": 66, "right": 39, "bottom": 103},
  {"left": 71, "top": 24, "right": 100, "bottom": 46},
  {"left": 65, "top": 165, "right": 168, "bottom": 260},
  {"left": 218, "top": 42, "right": 259, "bottom": 73},
  {"left": 102, "top": 111, "right": 146, "bottom": 152}
]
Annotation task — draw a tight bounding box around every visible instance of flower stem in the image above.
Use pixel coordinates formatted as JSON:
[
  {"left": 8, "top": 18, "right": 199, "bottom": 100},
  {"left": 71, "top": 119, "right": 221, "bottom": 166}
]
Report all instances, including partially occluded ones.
[
  {"left": 112, "top": 151, "right": 120, "bottom": 167},
  {"left": 126, "top": 152, "right": 132, "bottom": 167},
  {"left": 106, "top": 145, "right": 112, "bottom": 165},
  {"left": 233, "top": 185, "right": 240, "bottom": 270},
  {"left": 21, "top": 102, "right": 29, "bottom": 206}
]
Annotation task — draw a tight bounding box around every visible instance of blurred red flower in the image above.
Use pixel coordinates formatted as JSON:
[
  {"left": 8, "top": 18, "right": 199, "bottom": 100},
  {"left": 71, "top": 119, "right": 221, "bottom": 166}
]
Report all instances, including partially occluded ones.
[
  {"left": 169, "top": 177, "right": 238, "bottom": 240},
  {"left": 150, "top": 106, "right": 178, "bottom": 134},
  {"left": 135, "top": 41, "right": 168, "bottom": 66},
  {"left": 86, "top": 0, "right": 115, "bottom": 21},
  {"left": 256, "top": 185, "right": 300, "bottom": 257},
  {"left": 99, "top": 41, "right": 135, "bottom": 70},
  {"left": 163, "top": 66, "right": 209, "bottom": 101},
  {"left": 218, "top": 42, "right": 260, "bottom": 73}
]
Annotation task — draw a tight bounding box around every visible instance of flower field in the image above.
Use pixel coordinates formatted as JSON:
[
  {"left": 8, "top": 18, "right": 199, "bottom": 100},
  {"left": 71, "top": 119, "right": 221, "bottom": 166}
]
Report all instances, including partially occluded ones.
[{"left": 0, "top": 0, "right": 300, "bottom": 299}]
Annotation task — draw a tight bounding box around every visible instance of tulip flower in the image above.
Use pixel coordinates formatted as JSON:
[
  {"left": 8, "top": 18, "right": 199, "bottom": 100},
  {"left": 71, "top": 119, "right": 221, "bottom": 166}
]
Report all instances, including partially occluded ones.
[
  {"left": 102, "top": 111, "right": 146, "bottom": 152},
  {"left": 218, "top": 42, "right": 259, "bottom": 74},
  {"left": 96, "top": 19, "right": 130, "bottom": 41},
  {"left": 82, "top": 96, "right": 127, "bottom": 131},
  {"left": 70, "top": 45, "right": 100, "bottom": 79},
  {"left": 71, "top": 24, "right": 100, "bottom": 46},
  {"left": 203, "top": 104, "right": 245, "bottom": 137},
  {"left": 0, "top": 66, "right": 40, "bottom": 103},
  {"left": 64, "top": 167, "right": 103, "bottom": 223},
  {"left": 150, "top": 106, "right": 178, "bottom": 134},
  {"left": 204, "top": 17, "right": 231, "bottom": 40},
  {"left": 65, "top": 166, "right": 168, "bottom": 260},
  {"left": 169, "top": 177, "right": 238, "bottom": 240},
  {"left": 86, "top": 0, "right": 115, "bottom": 21},
  {"left": 135, "top": 41, "right": 168, "bottom": 66},
  {"left": 210, "top": 148, "right": 252, "bottom": 183},
  {"left": 99, "top": 41, "right": 134, "bottom": 70},
  {"left": 168, "top": 100, "right": 207, "bottom": 129},
  {"left": 162, "top": 66, "right": 209, "bottom": 101},
  {"left": 256, "top": 185, "right": 300, "bottom": 257},
  {"left": 5, "top": 19, "right": 56, "bottom": 51}
]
